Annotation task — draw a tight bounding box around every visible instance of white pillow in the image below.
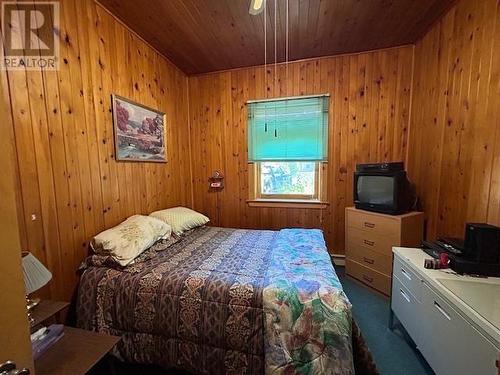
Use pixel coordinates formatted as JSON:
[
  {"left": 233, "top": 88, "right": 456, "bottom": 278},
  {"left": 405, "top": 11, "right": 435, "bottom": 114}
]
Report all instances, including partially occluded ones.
[
  {"left": 149, "top": 207, "right": 209, "bottom": 235},
  {"left": 91, "top": 215, "right": 171, "bottom": 266}
]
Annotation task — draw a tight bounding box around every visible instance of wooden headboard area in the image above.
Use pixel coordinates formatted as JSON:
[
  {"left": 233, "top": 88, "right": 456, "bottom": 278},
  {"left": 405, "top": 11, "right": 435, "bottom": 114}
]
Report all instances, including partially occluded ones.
[{"left": 4, "top": 0, "right": 499, "bottom": 301}]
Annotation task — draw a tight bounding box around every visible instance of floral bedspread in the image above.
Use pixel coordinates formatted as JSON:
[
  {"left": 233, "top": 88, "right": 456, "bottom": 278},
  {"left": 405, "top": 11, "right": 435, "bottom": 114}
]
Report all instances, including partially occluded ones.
[
  {"left": 263, "top": 229, "right": 354, "bottom": 374},
  {"left": 76, "top": 226, "right": 355, "bottom": 374}
]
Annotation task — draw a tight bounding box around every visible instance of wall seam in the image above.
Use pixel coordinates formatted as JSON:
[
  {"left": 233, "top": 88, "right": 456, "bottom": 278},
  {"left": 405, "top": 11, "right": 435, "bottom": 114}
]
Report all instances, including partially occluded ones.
[
  {"left": 405, "top": 44, "right": 417, "bottom": 168},
  {"left": 186, "top": 76, "right": 195, "bottom": 208}
]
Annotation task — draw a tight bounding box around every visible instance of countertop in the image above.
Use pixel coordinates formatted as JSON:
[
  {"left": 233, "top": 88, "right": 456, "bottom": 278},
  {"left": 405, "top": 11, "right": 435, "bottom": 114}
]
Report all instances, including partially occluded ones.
[{"left": 393, "top": 247, "right": 500, "bottom": 347}]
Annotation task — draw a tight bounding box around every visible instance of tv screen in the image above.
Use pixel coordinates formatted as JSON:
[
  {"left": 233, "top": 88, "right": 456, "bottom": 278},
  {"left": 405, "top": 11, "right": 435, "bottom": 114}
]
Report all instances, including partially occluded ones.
[{"left": 357, "top": 175, "right": 394, "bottom": 205}]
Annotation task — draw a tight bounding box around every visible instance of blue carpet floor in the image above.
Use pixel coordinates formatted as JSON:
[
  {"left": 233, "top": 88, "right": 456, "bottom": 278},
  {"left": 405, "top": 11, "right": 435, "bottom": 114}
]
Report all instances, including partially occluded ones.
[{"left": 336, "top": 266, "right": 434, "bottom": 375}]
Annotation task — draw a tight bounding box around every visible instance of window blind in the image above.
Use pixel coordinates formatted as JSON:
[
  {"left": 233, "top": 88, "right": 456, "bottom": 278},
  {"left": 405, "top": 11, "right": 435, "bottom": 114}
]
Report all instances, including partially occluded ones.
[{"left": 247, "top": 95, "right": 329, "bottom": 162}]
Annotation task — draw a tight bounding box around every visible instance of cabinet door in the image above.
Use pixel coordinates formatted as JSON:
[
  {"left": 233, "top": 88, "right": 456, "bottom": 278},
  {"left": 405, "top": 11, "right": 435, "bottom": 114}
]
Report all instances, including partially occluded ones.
[
  {"left": 392, "top": 276, "right": 422, "bottom": 347},
  {"left": 393, "top": 255, "right": 422, "bottom": 301},
  {"left": 420, "top": 283, "right": 499, "bottom": 375}
]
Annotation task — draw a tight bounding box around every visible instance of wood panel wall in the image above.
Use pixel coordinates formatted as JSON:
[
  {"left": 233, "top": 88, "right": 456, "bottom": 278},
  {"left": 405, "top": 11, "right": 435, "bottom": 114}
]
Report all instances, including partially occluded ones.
[
  {"left": 9, "top": 0, "right": 499, "bottom": 303},
  {"left": 407, "top": 0, "right": 500, "bottom": 240},
  {"left": 188, "top": 46, "right": 414, "bottom": 255},
  {"left": 3, "top": 0, "right": 191, "bottom": 300}
]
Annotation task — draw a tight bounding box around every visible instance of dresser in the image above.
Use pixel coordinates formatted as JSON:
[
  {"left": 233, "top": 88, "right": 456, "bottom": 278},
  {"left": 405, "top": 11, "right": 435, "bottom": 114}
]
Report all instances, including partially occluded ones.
[
  {"left": 391, "top": 247, "right": 500, "bottom": 375},
  {"left": 345, "top": 207, "right": 424, "bottom": 295}
]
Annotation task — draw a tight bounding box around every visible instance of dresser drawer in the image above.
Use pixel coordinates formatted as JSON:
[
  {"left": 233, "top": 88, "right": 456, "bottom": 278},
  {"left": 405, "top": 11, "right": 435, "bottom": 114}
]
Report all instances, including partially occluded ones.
[
  {"left": 347, "top": 227, "right": 399, "bottom": 255},
  {"left": 391, "top": 276, "right": 422, "bottom": 346},
  {"left": 346, "top": 243, "right": 392, "bottom": 275},
  {"left": 346, "top": 259, "right": 391, "bottom": 295},
  {"left": 393, "top": 255, "right": 422, "bottom": 301},
  {"left": 346, "top": 209, "right": 400, "bottom": 237}
]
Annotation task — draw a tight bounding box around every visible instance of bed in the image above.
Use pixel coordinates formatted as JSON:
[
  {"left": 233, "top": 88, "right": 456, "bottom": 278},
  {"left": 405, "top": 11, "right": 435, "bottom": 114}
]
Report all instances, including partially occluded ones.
[{"left": 76, "top": 226, "right": 376, "bottom": 374}]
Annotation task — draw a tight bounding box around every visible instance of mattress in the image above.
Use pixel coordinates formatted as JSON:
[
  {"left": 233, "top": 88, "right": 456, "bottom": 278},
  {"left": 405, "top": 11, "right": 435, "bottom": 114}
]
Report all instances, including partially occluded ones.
[{"left": 76, "top": 226, "right": 357, "bottom": 374}]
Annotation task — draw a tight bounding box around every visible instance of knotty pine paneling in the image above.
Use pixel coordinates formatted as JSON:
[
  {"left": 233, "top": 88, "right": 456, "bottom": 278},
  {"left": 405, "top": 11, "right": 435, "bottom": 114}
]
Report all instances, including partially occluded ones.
[
  {"left": 188, "top": 46, "right": 414, "bottom": 255},
  {"left": 98, "top": 0, "right": 454, "bottom": 74},
  {"left": 4, "top": 0, "right": 192, "bottom": 300},
  {"left": 407, "top": 0, "right": 500, "bottom": 240}
]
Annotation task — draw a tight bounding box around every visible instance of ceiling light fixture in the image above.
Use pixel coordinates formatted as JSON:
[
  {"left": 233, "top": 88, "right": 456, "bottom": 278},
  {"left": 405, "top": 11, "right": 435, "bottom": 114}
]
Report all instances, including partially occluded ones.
[{"left": 249, "top": 0, "right": 265, "bottom": 15}]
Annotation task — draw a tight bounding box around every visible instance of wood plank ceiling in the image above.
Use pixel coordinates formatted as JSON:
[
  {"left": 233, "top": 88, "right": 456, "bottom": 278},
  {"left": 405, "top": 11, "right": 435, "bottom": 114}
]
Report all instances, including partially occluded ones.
[{"left": 98, "top": 0, "right": 456, "bottom": 74}]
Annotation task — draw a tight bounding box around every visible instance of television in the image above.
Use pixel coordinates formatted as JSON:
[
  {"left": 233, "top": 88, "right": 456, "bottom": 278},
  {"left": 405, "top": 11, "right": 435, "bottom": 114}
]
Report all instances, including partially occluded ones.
[{"left": 353, "top": 162, "right": 415, "bottom": 215}]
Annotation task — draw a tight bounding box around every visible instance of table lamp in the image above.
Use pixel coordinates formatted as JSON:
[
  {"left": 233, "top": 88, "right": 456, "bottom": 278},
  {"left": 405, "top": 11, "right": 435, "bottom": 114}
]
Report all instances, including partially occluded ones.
[{"left": 21, "top": 251, "right": 52, "bottom": 325}]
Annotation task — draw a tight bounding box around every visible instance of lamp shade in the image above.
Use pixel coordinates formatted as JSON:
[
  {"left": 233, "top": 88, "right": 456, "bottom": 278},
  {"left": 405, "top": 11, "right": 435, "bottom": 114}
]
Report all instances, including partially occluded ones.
[{"left": 22, "top": 252, "right": 52, "bottom": 294}]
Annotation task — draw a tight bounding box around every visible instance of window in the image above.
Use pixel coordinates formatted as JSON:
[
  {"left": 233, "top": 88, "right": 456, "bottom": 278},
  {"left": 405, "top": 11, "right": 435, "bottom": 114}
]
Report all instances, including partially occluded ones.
[
  {"left": 258, "top": 161, "right": 317, "bottom": 198},
  {"left": 247, "top": 95, "right": 329, "bottom": 207}
]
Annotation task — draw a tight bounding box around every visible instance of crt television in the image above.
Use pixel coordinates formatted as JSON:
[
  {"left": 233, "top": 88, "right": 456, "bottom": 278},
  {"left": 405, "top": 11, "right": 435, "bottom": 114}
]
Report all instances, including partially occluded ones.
[{"left": 354, "top": 162, "right": 415, "bottom": 215}]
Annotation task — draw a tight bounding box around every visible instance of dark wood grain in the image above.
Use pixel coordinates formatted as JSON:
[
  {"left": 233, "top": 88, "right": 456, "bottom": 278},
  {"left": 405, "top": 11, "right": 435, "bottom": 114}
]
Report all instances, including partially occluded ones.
[
  {"left": 31, "top": 300, "right": 69, "bottom": 327},
  {"left": 35, "top": 327, "right": 120, "bottom": 375},
  {"left": 97, "top": 0, "right": 455, "bottom": 74}
]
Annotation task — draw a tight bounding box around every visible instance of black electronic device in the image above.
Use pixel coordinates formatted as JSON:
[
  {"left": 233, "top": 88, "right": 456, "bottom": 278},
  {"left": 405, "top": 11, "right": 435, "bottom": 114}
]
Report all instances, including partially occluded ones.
[
  {"left": 354, "top": 162, "right": 415, "bottom": 215},
  {"left": 421, "top": 223, "right": 500, "bottom": 277},
  {"left": 463, "top": 223, "right": 500, "bottom": 263},
  {"left": 421, "top": 240, "right": 447, "bottom": 259},
  {"left": 447, "top": 254, "right": 500, "bottom": 277},
  {"left": 356, "top": 162, "right": 404, "bottom": 173},
  {"left": 421, "top": 237, "right": 463, "bottom": 258}
]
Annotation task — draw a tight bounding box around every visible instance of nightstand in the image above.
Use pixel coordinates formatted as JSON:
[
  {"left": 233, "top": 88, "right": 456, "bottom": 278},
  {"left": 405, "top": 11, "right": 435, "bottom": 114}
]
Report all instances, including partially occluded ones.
[
  {"left": 31, "top": 300, "right": 69, "bottom": 329},
  {"left": 32, "top": 300, "right": 121, "bottom": 374},
  {"left": 35, "top": 327, "right": 120, "bottom": 375}
]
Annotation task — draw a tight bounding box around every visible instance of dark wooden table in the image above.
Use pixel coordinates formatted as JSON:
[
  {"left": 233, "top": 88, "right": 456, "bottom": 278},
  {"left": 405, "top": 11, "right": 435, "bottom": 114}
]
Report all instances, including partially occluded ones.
[
  {"left": 35, "top": 326, "right": 120, "bottom": 375},
  {"left": 31, "top": 300, "right": 69, "bottom": 327}
]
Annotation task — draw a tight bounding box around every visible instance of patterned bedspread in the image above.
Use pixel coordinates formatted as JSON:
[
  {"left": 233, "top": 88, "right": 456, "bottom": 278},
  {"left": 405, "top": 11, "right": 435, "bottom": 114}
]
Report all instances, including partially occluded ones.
[{"left": 76, "top": 226, "right": 355, "bottom": 374}]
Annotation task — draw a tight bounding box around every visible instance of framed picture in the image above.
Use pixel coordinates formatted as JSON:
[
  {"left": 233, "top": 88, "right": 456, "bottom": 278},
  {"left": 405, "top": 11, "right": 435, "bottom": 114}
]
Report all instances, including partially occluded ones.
[{"left": 111, "top": 94, "right": 166, "bottom": 162}]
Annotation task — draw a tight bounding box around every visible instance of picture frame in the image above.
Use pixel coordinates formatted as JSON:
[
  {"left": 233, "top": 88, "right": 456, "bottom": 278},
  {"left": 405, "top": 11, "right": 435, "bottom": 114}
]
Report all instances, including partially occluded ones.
[{"left": 111, "top": 94, "right": 167, "bottom": 162}]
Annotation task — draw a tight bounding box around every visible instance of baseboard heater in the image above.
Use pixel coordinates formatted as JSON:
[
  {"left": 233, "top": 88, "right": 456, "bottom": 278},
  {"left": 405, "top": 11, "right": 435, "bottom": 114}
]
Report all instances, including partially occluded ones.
[{"left": 332, "top": 254, "right": 346, "bottom": 266}]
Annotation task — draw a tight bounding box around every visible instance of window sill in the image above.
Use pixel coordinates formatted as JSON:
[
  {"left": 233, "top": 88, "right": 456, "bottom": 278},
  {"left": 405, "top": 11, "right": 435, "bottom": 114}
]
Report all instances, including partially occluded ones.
[{"left": 247, "top": 199, "right": 329, "bottom": 209}]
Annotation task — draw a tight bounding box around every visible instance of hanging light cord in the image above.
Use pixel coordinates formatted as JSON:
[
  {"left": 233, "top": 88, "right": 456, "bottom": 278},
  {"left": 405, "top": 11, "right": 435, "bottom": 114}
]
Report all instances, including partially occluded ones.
[
  {"left": 264, "top": 0, "right": 268, "bottom": 132},
  {"left": 285, "top": 0, "right": 289, "bottom": 144},
  {"left": 286, "top": 0, "right": 289, "bottom": 96},
  {"left": 274, "top": 0, "right": 277, "bottom": 94},
  {"left": 264, "top": 0, "right": 267, "bottom": 99},
  {"left": 274, "top": 0, "right": 278, "bottom": 137}
]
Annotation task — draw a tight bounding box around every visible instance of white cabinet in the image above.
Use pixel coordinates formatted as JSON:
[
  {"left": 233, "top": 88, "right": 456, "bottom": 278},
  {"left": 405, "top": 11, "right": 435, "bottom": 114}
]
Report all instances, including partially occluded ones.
[
  {"left": 391, "top": 250, "right": 500, "bottom": 375},
  {"left": 418, "top": 283, "right": 499, "bottom": 375}
]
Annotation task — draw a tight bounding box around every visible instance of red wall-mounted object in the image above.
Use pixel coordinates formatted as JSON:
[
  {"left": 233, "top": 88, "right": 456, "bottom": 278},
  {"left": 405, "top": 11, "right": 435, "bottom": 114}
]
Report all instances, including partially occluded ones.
[{"left": 209, "top": 171, "right": 224, "bottom": 190}]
